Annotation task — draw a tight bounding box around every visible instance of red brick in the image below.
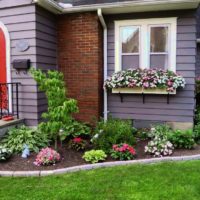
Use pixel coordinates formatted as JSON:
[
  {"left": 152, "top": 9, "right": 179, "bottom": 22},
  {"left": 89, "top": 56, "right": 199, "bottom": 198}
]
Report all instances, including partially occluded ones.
[{"left": 57, "top": 12, "right": 103, "bottom": 124}]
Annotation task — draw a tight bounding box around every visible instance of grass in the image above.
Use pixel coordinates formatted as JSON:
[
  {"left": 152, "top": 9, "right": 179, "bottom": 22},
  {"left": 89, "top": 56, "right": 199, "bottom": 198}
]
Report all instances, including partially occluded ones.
[{"left": 1, "top": 161, "right": 200, "bottom": 200}]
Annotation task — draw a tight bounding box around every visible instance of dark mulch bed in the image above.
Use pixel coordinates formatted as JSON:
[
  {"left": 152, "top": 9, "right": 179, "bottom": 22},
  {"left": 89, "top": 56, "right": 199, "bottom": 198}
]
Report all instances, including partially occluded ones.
[{"left": 1, "top": 140, "right": 200, "bottom": 171}]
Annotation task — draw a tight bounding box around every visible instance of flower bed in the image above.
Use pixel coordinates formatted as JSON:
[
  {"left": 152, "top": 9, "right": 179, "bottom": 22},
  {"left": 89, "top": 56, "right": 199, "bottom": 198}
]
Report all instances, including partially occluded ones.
[{"left": 104, "top": 68, "right": 186, "bottom": 93}]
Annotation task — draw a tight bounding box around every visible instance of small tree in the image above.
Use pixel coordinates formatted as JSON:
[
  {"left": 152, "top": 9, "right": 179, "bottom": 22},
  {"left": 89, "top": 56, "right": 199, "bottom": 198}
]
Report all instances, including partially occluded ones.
[{"left": 30, "top": 68, "right": 78, "bottom": 149}]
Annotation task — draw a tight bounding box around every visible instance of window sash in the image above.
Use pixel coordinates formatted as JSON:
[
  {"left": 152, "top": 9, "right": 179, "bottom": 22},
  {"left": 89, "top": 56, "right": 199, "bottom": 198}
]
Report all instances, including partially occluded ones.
[{"left": 115, "top": 18, "right": 177, "bottom": 72}]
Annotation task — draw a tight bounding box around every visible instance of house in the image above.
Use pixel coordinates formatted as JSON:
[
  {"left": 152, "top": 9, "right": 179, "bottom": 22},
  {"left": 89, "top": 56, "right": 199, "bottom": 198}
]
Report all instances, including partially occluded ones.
[{"left": 0, "top": 0, "right": 199, "bottom": 130}]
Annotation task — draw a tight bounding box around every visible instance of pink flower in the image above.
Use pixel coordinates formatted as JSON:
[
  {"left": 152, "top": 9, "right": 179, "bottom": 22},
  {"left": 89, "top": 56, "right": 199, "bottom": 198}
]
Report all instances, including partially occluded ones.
[{"left": 73, "top": 137, "right": 82, "bottom": 143}]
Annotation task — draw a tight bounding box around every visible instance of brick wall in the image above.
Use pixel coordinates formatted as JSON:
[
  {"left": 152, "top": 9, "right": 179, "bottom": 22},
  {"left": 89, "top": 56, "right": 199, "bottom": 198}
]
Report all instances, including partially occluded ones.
[{"left": 57, "top": 12, "right": 103, "bottom": 123}]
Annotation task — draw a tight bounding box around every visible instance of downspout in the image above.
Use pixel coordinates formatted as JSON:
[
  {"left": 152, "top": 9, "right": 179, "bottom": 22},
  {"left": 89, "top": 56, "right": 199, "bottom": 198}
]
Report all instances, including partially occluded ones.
[{"left": 97, "top": 9, "right": 108, "bottom": 121}]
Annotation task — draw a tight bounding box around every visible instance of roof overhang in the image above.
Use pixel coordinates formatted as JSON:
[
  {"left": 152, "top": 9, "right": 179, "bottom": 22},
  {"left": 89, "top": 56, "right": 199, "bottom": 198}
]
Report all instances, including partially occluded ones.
[{"left": 34, "top": 0, "right": 200, "bottom": 14}]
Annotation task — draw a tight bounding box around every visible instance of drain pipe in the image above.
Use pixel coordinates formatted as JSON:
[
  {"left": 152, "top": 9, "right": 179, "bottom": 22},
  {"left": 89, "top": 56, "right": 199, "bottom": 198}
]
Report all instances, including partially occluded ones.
[{"left": 97, "top": 9, "right": 108, "bottom": 121}]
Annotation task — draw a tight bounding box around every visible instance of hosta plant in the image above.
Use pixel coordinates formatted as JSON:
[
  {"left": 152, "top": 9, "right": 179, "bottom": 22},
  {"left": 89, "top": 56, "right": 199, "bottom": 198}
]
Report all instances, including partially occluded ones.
[
  {"left": 111, "top": 144, "right": 136, "bottom": 160},
  {"left": 0, "top": 146, "right": 12, "bottom": 161},
  {"left": 34, "top": 147, "right": 61, "bottom": 166},
  {"left": 145, "top": 137, "right": 174, "bottom": 157},
  {"left": 104, "top": 68, "right": 186, "bottom": 92},
  {"left": 69, "top": 137, "right": 87, "bottom": 151},
  {"left": 83, "top": 150, "right": 107, "bottom": 164}
]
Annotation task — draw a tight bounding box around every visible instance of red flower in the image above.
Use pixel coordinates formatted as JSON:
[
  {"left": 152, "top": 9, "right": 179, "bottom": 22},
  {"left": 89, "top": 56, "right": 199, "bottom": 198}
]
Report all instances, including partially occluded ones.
[{"left": 73, "top": 137, "right": 82, "bottom": 143}]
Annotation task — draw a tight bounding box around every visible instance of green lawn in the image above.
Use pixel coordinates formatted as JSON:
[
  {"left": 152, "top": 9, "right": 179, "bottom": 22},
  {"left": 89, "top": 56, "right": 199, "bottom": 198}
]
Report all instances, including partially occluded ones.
[{"left": 1, "top": 161, "right": 200, "bottom": 200}]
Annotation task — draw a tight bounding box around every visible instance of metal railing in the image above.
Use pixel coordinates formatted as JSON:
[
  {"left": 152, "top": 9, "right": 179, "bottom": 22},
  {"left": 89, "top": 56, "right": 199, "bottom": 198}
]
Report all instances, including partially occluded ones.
[{"left": 0, "top": 83, "right": 20, "bottom": 120}]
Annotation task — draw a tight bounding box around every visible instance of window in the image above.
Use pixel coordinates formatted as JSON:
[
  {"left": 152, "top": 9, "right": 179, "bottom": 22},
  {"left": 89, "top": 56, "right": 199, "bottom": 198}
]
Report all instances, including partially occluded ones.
[{"left": 115, "top": 18, "right": 177, "bottom": 72}]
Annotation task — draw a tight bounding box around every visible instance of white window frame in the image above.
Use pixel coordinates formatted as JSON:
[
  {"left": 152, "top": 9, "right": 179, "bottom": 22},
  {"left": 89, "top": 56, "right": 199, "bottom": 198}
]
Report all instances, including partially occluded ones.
[{"left": 115, "top": 18, "right": 177, "bottom": 72}]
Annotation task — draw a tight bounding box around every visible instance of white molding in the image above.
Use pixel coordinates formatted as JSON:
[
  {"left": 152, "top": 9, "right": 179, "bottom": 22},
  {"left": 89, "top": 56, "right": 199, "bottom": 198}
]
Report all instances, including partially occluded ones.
[
  {"left": 115, "top": 17, "right": 177, "bottom": 72},
  {"left": 0, "top": 21, "right": 12, "bottom": 112}
]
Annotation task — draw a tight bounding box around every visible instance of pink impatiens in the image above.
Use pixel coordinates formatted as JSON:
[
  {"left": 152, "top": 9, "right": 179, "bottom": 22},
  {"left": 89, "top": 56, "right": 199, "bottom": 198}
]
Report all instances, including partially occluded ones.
[
  {"left": 34, "top": 147, "right": 61, "bottom": 166},
  {"left": 104, "top": 68, "right": 186, "bottom": 92}
]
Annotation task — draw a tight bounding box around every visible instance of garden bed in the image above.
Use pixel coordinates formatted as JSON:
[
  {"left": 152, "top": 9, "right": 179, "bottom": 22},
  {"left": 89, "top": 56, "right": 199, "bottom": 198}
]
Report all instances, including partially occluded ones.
[{"left": 1, "top": 140, "right": 200, "bottom": 171}]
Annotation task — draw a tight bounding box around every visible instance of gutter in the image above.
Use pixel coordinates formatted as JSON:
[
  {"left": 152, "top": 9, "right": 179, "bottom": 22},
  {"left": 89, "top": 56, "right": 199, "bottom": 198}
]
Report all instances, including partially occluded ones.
[
  {"left": 34, "top": 0, "right": 200, "bottom": 14},
  {"left": 97, "top": 9, "right": 108, "bottom": 121}
]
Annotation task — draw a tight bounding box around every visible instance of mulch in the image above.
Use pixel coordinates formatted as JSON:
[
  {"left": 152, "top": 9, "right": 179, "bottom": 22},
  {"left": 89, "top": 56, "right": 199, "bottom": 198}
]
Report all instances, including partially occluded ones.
[{"left": 1, "top": 140, "right": 200, "bottom": 171}]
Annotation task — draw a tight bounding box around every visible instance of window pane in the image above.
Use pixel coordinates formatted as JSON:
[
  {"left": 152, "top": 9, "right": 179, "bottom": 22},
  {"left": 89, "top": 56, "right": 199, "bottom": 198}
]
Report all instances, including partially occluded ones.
[
  {"left": 150, "top": 27, "right": 168, "bottom": 52},
  {"left": 122, "top": 55, "right": 139, "bottom": 70},
  {"left": 121, "top": 26, "right": 139, "bottom": 53},
  {"left": 150, "top": 55, "right": 168, "bottom": 69}
]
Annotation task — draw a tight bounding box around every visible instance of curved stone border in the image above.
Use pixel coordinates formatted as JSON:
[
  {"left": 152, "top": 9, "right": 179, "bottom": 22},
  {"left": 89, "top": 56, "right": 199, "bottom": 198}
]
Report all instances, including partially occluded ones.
[{"left": 1, "top": 154, "right": 200, "bottom": 177}]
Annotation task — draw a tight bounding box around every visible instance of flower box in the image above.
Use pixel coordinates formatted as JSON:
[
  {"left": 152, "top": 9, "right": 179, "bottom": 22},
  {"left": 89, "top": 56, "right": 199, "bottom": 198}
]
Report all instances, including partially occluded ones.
[{"left": 112, "top": 88, "right": 176, "bottom": 94}]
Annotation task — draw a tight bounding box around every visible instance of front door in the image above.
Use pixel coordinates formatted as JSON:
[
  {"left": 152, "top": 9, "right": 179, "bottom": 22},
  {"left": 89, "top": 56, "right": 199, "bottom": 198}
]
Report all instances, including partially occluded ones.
[{"left": 0, "top": 28, "right": 7, "bottom": 109}]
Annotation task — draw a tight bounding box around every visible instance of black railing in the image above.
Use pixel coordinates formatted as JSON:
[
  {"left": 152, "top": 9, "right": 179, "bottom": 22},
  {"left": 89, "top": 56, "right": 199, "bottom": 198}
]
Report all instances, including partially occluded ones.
[{"left": 0, "top": 83, "right": 20, "bottom": 120}]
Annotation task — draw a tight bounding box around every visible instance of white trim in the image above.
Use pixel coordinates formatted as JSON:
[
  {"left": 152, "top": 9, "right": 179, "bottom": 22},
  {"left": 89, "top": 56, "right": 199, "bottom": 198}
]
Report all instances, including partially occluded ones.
[
  {"left": 0, "top": 21, "right": 12, "bottom": 112},
  {"left": 115, "top": 18, "right": 177, "bottom": 72},
  {"left": 97, "top": 9, "right": 108, "bottom": 121},
  {"left": 35, "top": 0, "right": 200, "bottom": 14}
]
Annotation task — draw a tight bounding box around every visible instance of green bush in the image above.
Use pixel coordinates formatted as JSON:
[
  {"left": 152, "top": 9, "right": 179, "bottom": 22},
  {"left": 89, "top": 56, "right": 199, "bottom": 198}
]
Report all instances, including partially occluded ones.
[
  {"left": 1, "top": 126, "right": 49, "bottom": 153},
  {"left": 92, "top": 118, "right": 136, "bottom": 153},
  {"left": 31, "top": 68, "right": 78, "bottom": 149},
  {"left": 167, "top": 129, "right": 195, "bottom": 149},
  {"left": 0, "top": 146, "right": 12, "bottom": 161},
  {"left": 83, "top": 150, "right": 107, "bottom": 164},
  {"left": 148, "top": 124, "right": 171, "bottom": 139},
  {"left": 60, "top": 120, "right": 91, "bottom": 141}
]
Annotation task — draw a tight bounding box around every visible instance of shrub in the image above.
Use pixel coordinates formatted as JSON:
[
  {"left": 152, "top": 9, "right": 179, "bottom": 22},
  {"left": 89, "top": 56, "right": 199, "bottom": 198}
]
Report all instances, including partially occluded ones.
[
  {"left": 83, "top": 150, "right": 107, "bottom": 164},
  {"left": 145, "top": 137, "right": 174, "bottom": 157},
  {"left": 167, "top": 129, "right": 195, "bottom": 149},
  {"left": 60, "top": 120, "right": 91, "bottom": 141},
  {"left": 34, "top": 147, "right": 61, "bottom": 166},
  {"left": 92, "top": 118, "right": 136, "bottom": 153},
  {"left": 69, "top": 137, "right": 87, "bottom": 151},
  {"left": 1, "top": 126, "right": 49, "bottom": 154},
  {"left": 148, "top": 124, "right": 171, "bottom": 139},
  {"left": 111, "top": 144, "right": 136, "bottom": 160},
  {"left": 31, "top": 68, "right": 78, "bottom": 149},
  {"left": 0, "top": 146, "right": 12, "bottom": 161}
]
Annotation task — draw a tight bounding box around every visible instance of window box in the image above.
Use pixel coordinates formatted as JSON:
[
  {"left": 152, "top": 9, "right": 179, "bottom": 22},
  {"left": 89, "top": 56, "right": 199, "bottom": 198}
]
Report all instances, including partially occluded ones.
[{"left": 112, "top": 87, "right": 176, "bottom": 95}]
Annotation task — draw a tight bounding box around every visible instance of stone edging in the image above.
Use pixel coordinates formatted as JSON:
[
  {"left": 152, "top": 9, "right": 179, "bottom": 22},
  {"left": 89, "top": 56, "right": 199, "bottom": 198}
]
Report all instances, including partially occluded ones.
[{"left": 1, "top": 154, "right": 200, "bottom": 177}]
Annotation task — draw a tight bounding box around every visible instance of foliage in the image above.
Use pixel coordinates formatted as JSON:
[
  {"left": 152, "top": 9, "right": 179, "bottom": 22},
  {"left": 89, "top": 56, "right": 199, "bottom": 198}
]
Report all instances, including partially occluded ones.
[
  {"left": 111, "top": 144, "right": 136, "bottom": 160},
  {"left": 34, "top": 147, "right": 61, "bottom": 166},
  {"left": 30, "top": 68, "right": 78, "bottom": 149},
  {"left": 194, "top": 106, "right": 200, "bottom": 143},
  {"left": 196, "top": 76, "right": 200, "bottom": 94},
  {"left": 145, "top": 137, "right": 174, "bottom": 157},
  {"left": 69, "top": 137, "right": 87, "bottom": 151},
  {"left": 92, "top": 118, "right": 136, "bottom": 153},
  {"left": 136, "top": 128, "right": 149, "bottom": 140},
  {"left": 148, "top": 124, "right": 171, "bottom": 139},
  {"left": 1, "top": 126, "right": 49, "bottom": 154},
  {"left": 60, "top": 120, "right": 91, "bottom": 141},
  {"left": 104, "top": 68, "right": 186, "bottom": 92},
  {"left": 83, "top": 150, "right": 107, "bottom": 164},
  {"left": 0, "top": 145, "right": 12, "bottom": 161},
  {"left": 167, "top": 129, "right": 195, "bottom": 149}
]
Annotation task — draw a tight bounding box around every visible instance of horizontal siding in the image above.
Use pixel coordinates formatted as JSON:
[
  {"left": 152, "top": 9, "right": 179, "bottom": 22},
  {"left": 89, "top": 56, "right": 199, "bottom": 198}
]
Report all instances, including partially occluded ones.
[
  {"left": 35, "top": 6, "right": 57, "bottom": 122},
  {"left": 0, "top": 4, "right": 39, "bottom": 126},
  {"left": 105, "top": 10, "right": 196, "bottom": 124}
]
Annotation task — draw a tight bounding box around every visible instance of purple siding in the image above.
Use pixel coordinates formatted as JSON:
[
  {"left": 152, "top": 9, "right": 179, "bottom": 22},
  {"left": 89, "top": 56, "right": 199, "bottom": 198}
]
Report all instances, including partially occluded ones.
[
  {"left": 0, "top": 1, "right": 57, "bottom": 126},
  {"left": 105, "top": 10, "right": 196, "bottom": 126}
]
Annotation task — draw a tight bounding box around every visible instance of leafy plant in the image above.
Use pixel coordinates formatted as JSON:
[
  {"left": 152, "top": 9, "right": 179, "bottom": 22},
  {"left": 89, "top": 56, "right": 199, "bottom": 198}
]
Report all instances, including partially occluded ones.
[
  {"left": 167, "top": 129, "right": 195, "bottom": 149},
  {"left": 30, "top": 68, "right": 78, "bottom": 149},
  {"left": 69, "top": 137, "right": 87, "bottom": 151},
  {"left": 60, "top": 120, "right": 91, "bottom": 141},
  {"left": 148, "top": 124, "right": 171, "bottom": 139},
  {"left": 0, "top": 145, "right": 12, "bottom": 161},
  {"left": 145, "top": 137, "right": 174, "bottom": 157},
  {"left": 1, "top": 125, "right": 49, "bottom": 153},
  {"left": 111, "top": 144, "right": 136, "bottom": 160},
  {"left": 83, "top": 150, "right": 107, "bottom": 164},
  {"left": 34, "top": 147, "right": 61, "bottom": 166},
  {"left": 92, "top": 118, "right": 136, "bottom": 153}
]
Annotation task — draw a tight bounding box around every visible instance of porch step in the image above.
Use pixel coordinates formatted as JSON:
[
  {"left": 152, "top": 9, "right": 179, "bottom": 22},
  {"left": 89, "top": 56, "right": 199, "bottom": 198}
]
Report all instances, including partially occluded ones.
[{"left": 0, "top": 119, "right": 24, "bottom": 139}]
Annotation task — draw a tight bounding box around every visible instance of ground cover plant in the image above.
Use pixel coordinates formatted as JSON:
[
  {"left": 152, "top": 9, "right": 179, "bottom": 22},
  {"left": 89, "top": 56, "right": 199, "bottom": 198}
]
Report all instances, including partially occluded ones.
[
  {"left": 1, "top": 161, "right": 200, "bottom": 200},
  {"left": 0, "top": 145, "right": 12, "bottom": 161},
  {"left": 1, "top": 125, "right": 49, "bottom": 153},
  {"left": 83, "top": 150, "right": 107, "bottom": 164}
]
